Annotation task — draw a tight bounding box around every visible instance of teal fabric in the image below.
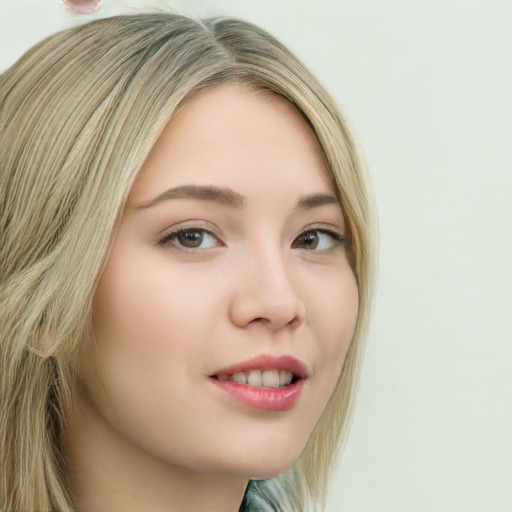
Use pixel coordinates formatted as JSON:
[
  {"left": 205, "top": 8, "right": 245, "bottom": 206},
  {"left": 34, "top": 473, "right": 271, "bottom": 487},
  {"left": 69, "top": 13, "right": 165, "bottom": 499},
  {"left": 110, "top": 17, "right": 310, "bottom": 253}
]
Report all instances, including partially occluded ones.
[{"left": 239, "top": 480, "right": 281, "bottom": 512}]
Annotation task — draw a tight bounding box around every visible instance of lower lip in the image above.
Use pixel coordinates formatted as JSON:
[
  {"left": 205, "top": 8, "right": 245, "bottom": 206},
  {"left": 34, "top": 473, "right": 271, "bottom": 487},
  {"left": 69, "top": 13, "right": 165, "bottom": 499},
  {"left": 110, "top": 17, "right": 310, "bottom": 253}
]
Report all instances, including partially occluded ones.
[{"left": 211, "top": 378, "right": 304, "bottom": 411}]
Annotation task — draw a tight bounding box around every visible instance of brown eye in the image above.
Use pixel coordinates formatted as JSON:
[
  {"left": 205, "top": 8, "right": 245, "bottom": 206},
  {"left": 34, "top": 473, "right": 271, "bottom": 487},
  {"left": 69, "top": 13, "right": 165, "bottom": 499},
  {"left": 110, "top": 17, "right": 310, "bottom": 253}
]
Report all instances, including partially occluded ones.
[
  {"left": 293, "top": 231, "right": 319, "bottom": 249},
  {"left": 292, "top": 229, "right": 343, "bottom": 251},
  {"left": 159, "top": 228, "right": 219, "bottom": 249},
  {"left": 177, "top": 230, "right": 204, "bottom": 248}
]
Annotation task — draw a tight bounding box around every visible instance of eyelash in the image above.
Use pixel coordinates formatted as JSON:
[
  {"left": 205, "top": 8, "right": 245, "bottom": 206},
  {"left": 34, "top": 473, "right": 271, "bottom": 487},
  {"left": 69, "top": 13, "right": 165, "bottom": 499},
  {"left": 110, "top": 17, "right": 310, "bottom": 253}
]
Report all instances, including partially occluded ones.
[
  {"left": 157, "top": 225, "right": 345, "bottom": 251},
  {"left": 293, "top": 227, "right": 345, "bottom": 251},
  {"left": 157, "top": 226, "right": 221, "bottom": 249}
]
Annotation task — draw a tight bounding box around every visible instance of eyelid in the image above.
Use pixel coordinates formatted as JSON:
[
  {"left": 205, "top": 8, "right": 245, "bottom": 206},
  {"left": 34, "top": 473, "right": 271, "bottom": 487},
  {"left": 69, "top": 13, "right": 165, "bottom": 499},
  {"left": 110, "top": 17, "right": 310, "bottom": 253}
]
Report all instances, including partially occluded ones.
[
  {"left": 292, "top": 223, "right": 346, "bottom": 251},
  {"left": 155, "top": 221, "right": 344, "bottom": 250},
  {"left": 296, "top": 223, "right": 345, "bottom": 239},
  {"left": 156, "top": 221, "right": 224, "bottom": 247}
]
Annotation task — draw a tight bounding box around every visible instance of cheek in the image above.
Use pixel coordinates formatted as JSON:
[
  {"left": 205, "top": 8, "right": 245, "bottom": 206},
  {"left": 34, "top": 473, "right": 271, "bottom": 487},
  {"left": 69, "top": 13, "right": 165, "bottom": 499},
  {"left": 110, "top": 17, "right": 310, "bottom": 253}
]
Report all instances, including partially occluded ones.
[
  {"left": 84, "top": 256, "right": 216, "bottom": 459},
  {"left": 87, "top": 249, "right": 227, "bottom": 411},
  {"left": 88, "top": 254, "right": 177, "bottom": 407},
  {"left": 92, "top": 247, "right": 219, "bottom": 348},
  {"left": 307, "top": 266, "right": 359, "bottom": 398}
]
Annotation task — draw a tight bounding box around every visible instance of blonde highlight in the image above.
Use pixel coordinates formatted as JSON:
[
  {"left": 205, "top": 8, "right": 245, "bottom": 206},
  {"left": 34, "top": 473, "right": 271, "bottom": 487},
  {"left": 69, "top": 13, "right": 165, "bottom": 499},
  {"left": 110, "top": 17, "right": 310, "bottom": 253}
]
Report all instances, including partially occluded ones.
[{"left": 1, "top": 13, "right": 377, "bottom": 511}]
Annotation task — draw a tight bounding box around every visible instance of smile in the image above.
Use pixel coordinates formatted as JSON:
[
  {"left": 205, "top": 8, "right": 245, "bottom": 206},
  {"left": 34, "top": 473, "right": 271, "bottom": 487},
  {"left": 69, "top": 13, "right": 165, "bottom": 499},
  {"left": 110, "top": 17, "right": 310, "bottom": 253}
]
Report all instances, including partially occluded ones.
[
  {"left": 210, "top": 354, "right": 308, "bottom": 411},
  {"left": 217, "top": 369, "right": 294, "bottom": 388}
]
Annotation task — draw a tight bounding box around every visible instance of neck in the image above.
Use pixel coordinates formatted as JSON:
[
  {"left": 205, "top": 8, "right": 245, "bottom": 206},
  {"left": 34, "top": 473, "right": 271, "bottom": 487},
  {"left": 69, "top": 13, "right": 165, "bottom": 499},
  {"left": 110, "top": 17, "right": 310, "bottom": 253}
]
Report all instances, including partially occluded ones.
[{"left": 62, "top": 394, "right": 248, "bottom": 512}]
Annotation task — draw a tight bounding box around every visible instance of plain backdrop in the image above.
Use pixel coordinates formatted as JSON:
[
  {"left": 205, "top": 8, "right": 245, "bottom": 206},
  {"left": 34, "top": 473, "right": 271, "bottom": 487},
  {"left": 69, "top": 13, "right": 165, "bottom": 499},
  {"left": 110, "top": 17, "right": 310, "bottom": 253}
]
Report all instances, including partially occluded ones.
[{"left": 1, "top": 1, "right": 511, "bottom": 511}]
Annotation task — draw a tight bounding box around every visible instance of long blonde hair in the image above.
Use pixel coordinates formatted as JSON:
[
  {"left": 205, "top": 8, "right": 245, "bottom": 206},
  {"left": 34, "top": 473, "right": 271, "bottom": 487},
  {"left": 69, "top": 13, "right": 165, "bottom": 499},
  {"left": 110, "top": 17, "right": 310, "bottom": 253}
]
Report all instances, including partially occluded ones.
[{"left": 1, "top": 13, "right": 377, "bottom": 511}]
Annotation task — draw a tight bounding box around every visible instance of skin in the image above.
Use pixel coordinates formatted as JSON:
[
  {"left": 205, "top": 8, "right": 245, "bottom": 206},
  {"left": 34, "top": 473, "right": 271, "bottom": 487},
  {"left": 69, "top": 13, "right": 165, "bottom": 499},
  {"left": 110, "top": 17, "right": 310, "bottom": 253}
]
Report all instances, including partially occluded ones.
[{"left": 63, "top": 83, "right": 359, "bottom": 512}]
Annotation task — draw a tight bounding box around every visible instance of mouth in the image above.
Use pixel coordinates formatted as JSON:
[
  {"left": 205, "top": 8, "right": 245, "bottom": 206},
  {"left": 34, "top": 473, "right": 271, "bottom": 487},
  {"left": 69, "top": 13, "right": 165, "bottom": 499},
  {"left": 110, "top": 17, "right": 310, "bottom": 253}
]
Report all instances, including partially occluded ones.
[
  {"left": 213, "top": 369, "right": 299, "bottom": 389},
  {"left": 209, "top": 354, "right": 308, "bottom": 411}
]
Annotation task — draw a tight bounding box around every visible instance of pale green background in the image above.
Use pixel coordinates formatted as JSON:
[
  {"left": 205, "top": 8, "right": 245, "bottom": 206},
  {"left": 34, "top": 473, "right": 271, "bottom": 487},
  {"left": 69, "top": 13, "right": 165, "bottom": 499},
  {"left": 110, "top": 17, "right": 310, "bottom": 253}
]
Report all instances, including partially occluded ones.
[{"left": 1, "top": 1, "right": 511, "bottom": 510}]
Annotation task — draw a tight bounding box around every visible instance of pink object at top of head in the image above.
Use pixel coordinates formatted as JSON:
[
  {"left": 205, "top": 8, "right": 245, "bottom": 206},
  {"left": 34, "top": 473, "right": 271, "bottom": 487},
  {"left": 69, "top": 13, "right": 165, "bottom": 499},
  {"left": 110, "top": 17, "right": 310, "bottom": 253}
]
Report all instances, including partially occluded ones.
[{"left": 61, "top": 0, "right": 103, "bottom": 15}]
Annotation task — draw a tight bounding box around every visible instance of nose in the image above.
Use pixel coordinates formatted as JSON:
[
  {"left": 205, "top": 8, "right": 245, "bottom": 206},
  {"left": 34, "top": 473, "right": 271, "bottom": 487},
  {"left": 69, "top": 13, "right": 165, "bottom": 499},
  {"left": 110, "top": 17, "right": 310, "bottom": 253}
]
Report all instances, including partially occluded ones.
[{"left": 229, "top": 250, "right": 306, "bottom": 331}]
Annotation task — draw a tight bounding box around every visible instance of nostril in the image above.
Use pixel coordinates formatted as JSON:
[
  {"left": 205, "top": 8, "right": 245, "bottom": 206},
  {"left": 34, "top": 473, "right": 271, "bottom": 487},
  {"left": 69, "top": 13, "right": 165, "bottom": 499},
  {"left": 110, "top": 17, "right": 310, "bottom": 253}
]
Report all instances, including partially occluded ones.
[
  {"left": 288, "top": 314, "right": 304, "bottom": 330},
  {"left": 251, "top": 317, "right": 270, "bottom": 325},
  {"left": 228, "top": 281, "right": 306, "bottom": 330},
  {"left": 249, "top": 315, "right": 302, "bottom": 330}
]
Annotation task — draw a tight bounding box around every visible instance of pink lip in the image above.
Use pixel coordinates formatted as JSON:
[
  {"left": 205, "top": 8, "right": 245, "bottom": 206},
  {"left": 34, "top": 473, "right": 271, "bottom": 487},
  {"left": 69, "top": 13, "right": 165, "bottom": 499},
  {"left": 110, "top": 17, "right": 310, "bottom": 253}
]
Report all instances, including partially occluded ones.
[
  {"left": 211, "top": 379, "right": 304, "bottom": 411},
  {"left": 210, "top": 354, "right": 309, "bottom": 411}
]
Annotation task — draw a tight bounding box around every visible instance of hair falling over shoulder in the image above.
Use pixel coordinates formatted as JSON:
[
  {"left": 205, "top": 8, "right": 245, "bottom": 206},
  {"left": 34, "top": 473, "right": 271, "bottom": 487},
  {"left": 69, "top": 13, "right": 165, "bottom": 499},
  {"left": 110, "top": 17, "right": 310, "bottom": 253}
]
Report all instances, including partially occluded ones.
[{"left": 0, "top": 12, "right": 377, "bottom": 512}]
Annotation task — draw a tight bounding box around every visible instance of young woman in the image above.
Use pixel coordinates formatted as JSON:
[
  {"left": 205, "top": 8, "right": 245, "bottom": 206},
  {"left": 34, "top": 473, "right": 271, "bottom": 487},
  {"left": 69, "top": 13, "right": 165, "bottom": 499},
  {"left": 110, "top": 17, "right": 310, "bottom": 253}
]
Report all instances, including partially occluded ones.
[{"left": 1, "top": 13, "right": 378, "bottom": 512}]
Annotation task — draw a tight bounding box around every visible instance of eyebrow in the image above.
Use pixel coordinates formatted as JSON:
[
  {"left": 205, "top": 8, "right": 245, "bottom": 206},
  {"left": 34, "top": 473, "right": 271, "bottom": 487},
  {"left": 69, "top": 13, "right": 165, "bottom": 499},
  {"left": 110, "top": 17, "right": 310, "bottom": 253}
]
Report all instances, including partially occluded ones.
[
  {"left": 135, "top": 185, "right": 339, "bottom": 211},
  {"left": 295, "top": 193, "right": 339, "bottom": 210},
  {"left": 136, "top": 185, "right": 245, "bottom": 209}
]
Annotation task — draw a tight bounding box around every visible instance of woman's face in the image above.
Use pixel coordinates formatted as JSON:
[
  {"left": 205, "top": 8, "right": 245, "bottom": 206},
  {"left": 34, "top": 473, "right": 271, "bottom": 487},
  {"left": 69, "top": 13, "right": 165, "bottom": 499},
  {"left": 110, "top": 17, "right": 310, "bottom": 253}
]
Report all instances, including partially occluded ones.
[{"left": 87, "top": 83, "right": 358, "bottom": 479}]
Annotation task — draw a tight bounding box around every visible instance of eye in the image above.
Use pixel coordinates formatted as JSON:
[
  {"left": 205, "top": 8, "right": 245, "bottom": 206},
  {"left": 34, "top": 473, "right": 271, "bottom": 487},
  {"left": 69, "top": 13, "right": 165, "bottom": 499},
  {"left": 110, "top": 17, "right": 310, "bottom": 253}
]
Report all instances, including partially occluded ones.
[
  {"left": 159, "top": 228, "right": 219, "bottom": 249},
  {"left": 292, "top": 229, "right": 344, "bottom": 251}
]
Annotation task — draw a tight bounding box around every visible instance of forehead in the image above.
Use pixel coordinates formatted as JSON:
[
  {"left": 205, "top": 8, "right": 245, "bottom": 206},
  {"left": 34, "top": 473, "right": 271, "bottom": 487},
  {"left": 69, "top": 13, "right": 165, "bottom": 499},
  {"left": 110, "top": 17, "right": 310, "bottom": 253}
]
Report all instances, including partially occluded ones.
[{"left": 129, "top": 83, "right": 334, "bottom": 204}]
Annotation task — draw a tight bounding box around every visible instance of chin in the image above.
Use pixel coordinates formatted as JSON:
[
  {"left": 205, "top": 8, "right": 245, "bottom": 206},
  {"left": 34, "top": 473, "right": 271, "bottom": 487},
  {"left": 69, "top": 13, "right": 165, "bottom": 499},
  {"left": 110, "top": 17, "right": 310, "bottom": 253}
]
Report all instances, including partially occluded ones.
[
  {"left": 246, "top": 464, "right": 296, "bottom": 481},
  {"left": 219, "top": 443, "right": 305, "bottom": 481}
]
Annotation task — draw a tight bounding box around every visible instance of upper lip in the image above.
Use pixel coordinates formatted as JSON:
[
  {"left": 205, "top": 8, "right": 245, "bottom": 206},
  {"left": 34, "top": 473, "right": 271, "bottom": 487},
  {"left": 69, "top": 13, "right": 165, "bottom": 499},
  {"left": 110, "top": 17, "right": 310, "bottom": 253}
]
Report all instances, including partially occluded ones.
[{"left": 212, "top": 354, "right": 310, "bottom": 379}]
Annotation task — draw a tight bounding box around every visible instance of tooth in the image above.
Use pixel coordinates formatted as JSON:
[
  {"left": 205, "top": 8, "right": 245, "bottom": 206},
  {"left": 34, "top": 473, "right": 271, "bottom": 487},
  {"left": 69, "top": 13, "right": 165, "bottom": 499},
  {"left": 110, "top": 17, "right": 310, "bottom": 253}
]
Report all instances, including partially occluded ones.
[
  {"left": 247, "top": 370, "right": 262, "bottom": 387},
  {"left": 218, "top": 374, "right": 229, "bottom": 381},
  {"left": 232, "top": 372, "right": 247, "bottom": 384},
  {"left": 262, "top": 370, "right": 280, "bottom": 388},
  {"left": 279, "top": 371, "right": 293, "bottom": 387}
]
